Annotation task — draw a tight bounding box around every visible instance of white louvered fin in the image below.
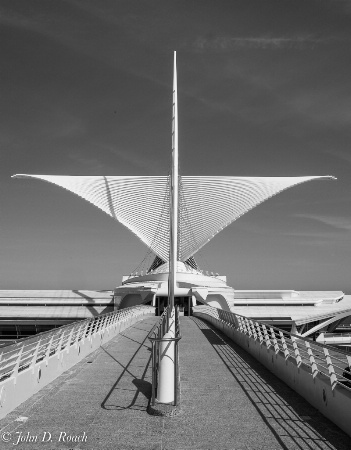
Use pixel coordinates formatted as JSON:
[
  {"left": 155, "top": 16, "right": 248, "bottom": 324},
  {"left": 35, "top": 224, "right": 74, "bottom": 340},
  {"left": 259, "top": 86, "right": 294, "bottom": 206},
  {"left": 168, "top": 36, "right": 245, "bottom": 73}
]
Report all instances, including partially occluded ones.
[
  {"left": 12, "top": 174, "right": 171, "bottom": 261},
  {"left": 13, "top": 174, "right": 335, "bottom": 263},
  {"left": 178, "top": 175, "right": 336, "bottom": 262}
]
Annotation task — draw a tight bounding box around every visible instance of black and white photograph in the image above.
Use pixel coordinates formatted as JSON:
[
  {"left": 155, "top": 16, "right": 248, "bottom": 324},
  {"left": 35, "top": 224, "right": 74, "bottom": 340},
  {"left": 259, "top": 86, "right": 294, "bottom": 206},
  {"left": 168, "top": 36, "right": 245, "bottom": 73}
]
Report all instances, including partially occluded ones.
[{"left": 0, "top": 1, "right": 351, "bottom": 449}]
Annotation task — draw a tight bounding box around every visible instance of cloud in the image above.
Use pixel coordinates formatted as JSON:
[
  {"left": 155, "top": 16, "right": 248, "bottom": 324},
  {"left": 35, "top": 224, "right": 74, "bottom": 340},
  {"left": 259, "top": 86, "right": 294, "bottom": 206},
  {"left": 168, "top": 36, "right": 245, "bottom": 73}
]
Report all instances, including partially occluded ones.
[
  {"left": 279, "top": 229, "right": 347, "bottom": 248},
  {"left": 104, "top": 145, "right": 165, "bottom": 174},
  {"left": 294, "top": 214, "right": 351, "bottom": 232},
  {"left": 67, "top": 152, "right": 108, "bottom": 173},
  {"left": 0, "top": 4, "right": 169, "bottom": 92},
  {"left": 68, "top": 143, "right": 165, "bottom": 175},
  {"left": 192, "top": 35, "right": 341, "bottom": 51},
  {"left": 324, "top": 149, "right": 351, "bottom": 165}
]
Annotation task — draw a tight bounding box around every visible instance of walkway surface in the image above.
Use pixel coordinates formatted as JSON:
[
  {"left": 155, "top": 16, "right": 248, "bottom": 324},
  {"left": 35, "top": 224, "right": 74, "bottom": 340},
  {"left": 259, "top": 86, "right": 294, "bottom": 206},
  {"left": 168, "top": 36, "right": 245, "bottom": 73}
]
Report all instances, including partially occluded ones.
[{"left": 0, "top": 316, "right": 350, "bottom": 450}]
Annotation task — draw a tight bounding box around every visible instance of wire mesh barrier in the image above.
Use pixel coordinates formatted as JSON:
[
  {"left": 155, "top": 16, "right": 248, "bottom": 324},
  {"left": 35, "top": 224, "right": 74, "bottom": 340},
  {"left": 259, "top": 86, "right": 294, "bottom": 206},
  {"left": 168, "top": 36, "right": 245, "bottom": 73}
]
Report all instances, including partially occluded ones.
[
  {"left": 193, "top": 305, "right": 351, "bottom": 390},
  {"left": 148, "top": 306, "right": 181, "bottom": 410},
  {"left": 0, "top": 305, "right": 155, "bottom": 418}
]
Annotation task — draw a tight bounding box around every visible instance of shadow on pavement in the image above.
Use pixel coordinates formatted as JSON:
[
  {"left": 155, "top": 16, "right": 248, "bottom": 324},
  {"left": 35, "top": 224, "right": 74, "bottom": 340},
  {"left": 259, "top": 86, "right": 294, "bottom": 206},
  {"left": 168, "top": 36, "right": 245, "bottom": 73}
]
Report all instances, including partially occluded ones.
[
  {"left": 100, "top": 326, "right": 153, "bottom": 411},
  {"left": 192, "top": 316, "right": 351, "bottom": 450}
]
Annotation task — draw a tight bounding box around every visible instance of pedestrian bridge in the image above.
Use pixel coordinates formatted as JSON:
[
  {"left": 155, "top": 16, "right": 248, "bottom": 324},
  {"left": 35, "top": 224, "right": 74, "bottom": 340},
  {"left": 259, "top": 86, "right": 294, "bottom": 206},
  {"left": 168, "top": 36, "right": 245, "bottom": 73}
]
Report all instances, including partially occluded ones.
[{"left": 0, "top": 306, "right": 350, "bottom": 449}]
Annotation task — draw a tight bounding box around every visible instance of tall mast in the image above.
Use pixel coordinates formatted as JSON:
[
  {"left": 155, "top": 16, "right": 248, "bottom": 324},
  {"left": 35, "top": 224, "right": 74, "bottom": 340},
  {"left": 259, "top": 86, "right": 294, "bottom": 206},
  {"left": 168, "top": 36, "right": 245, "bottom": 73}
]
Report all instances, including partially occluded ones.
[{"left": 169, "top": 51, "right": 178, "bottom": 310}]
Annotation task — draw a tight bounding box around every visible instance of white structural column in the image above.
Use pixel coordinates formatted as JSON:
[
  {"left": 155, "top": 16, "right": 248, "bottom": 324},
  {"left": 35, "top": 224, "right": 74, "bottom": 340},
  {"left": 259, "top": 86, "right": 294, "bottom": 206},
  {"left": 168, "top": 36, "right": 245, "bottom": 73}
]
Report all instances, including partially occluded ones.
[{"left": 169, "top": 51, "right": 179, "bottom": 310}]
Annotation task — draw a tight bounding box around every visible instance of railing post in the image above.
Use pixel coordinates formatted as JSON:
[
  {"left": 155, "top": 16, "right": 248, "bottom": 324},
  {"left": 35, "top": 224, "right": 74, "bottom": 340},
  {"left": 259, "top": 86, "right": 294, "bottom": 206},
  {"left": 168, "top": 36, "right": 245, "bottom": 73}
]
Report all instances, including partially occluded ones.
[
  {"left": 106, "top": 314, "right": 113, "bottom": 330},
  {"left": 31, "top": 339, "right": 41, "bottom": 373},
  {"left": 174, "top": 338, "right": 179, "bottom": 406},
  {"left": 242, "top": 318, "right": 251, "bottom": 336},
  {"left": 94, "top": 317, "right": 102, "bottom": 335},
  {"left": 270, "top": 327, "right": 279, "bottom": 354},
  {"left": 57, "top": 329, "right": 66, "bottom": 358},
  {"left": 66, "top": 327, "right": 75, "bottom": 354},
  {"left": 45, "top": 334, "right": 54, "bottom": 366},
  {"left": 174, "top": 306, "right": 179, "bottom": 405},
  {"left": 11, "top": 345, "right": 24, "bottom": 384},
  {"left": 248, "top": 318, "right": 255, "bottom": 337},
  {"left": 151, "top": 341, "right": 156, "bottom": 406},
  {"left": 90, "top": 318, "right": 98, "bottom": 336},
  {"left": 99, "top": 315, "right": 108, "bottom": 340},
  {"left": 292, "top": 336, "right": 302, "bottom": 367},
  {"left": 323, "top": 347, "right": 338, "bottom": 389},
  {"left": 256, "top": 323, "right": 264, "bottom": 344},
  {"left": 231, "top": 312, "right": 239, "bottom": 328},
  {"left": 247, "top": 318, "right": 255, "bottom": 338},
  {"left": 305, "top": 341, "right": 318, "bottom": 378},
  {"left": 262, "top": 324, "right": 271, "bottom": 348},
  {"left": 279, "top": 331, "right": 290, "bottom": 359},
  {"left": 82, "top": 320, "right": 91, "bottom": 344},
  {"left": 74, "top": 323, "right": 84, "bottom": 348},
  {"left": 237, "top": 316, "right": 246, "bottom": 333},
  {"left": 251, "top": 321, "right": 258, "bottom": 340}
]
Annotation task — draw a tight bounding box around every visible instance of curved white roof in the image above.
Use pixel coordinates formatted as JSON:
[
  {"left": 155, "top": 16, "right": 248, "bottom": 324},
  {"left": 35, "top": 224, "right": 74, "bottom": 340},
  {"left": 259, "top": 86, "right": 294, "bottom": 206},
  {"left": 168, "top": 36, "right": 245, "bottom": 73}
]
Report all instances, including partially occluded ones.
[
  {"left": 179, "top": 176, "right": 334, "bottom": 260},
  {"left": 13, "top": 174, "right": 334, "bottom": 262}
]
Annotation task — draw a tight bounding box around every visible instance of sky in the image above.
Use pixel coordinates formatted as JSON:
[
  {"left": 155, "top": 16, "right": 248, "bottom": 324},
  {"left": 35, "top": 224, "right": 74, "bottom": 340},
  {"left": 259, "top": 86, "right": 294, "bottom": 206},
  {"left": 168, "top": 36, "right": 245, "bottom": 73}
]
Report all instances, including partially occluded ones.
[{"left": 1, "top": 0, "right": 351, "bottom": 291}]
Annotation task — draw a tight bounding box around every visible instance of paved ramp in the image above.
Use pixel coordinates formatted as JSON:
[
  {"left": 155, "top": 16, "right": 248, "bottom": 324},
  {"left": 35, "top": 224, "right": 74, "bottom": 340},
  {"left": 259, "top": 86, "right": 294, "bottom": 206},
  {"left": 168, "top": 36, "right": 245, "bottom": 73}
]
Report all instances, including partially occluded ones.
[{"left": 0, "top": 316, "right": 350, "bottom": 449}]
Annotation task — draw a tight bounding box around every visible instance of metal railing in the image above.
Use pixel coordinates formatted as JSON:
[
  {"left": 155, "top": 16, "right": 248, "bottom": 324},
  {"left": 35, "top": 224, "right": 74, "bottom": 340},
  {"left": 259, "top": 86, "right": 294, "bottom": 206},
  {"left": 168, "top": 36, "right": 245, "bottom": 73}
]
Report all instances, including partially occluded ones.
[
  {"left": 193, "top": 305, "right": 351, "bottom": 390},
  {"left": 0, "top": 305, "right": 153, "bottom": 383},
  {"left": 148, "top": 306, "right": 181, "bottom": 406}
]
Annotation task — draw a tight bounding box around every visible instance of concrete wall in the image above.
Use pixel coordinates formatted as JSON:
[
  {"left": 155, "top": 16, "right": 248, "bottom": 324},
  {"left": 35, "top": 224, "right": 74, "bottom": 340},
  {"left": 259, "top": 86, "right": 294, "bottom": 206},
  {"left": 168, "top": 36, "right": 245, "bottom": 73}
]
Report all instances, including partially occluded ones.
[
  {"left": 119, "top": 293, "right": 143, "bottom": 309},
  {"left": 194, "top": 311, "right": 351, "bottom": 438},
  {"left": 0, "top": 308, "right": 154, "bottom": 419}
]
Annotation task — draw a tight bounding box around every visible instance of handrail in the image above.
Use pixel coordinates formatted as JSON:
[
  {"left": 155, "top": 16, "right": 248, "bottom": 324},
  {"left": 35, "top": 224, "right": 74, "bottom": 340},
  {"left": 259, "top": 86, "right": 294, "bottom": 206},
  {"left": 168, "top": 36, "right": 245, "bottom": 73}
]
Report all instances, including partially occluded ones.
[
  {"left": 0, "top": 305, "right": 153, "bottom": 382},
  {"left": 193, "top": 305, "right": 351, "bottom": 390},
  {"left": 148, "top": 306, "right": 181, "bottom": 406}
]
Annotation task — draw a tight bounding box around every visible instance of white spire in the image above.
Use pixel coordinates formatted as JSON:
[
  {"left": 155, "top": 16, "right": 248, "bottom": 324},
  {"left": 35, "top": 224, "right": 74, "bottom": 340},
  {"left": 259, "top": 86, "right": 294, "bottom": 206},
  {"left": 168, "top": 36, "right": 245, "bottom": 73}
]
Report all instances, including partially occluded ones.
[
  {"left": 169, "top": 50, "right": 179, "bottom": 309},
  {"left": 12, "top": 54, "right": 336, "bottom": 272}
]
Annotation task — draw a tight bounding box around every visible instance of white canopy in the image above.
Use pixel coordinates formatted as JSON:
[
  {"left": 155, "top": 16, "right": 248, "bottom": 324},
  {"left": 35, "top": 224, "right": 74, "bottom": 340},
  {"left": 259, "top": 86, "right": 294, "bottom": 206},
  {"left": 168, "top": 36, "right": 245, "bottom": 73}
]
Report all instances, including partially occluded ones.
[{"left": 13, "top": 174, "right": 334, "bottom": 262}]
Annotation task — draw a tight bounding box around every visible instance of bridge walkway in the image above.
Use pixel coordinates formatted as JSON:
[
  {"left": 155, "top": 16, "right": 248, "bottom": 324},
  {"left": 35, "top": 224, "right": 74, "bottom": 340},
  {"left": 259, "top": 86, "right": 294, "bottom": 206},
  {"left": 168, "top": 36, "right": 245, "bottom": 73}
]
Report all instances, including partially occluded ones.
[{"left": 0, "top": 316, "right": 350, "bottom": 449}]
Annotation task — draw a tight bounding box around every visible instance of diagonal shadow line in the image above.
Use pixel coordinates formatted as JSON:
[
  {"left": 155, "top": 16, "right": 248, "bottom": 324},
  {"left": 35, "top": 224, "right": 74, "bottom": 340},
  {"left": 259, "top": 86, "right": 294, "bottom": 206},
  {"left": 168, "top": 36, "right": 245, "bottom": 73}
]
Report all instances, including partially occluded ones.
[
  {"left": 72, "top": 290, "right": 94, "bottom": 300},
  {"left": 104, "top": 176, "right": 117, "bottom": 220},
  {"left": 204, "top": 326, "right": 337, "bottom": 450},
  {"left": 212, "top": 333, "right": 339, "bottom": 443},
  {"left": 71, "top": 290, "right": 102, "bottom": 317},
  {"left": 103, "top": 350, "right": 152, "bottom": 411},
  {"left": 199, "top": 318, "right": 348, "bottom": 449},
  {"left": 213, "top": 343, "right": 325, "bottom": 449},
  {"left": 100, "top": 322, "right": 154, "bottom": 411},
  {"left": 118, "top": 333, "right": 151, "bottom": 349},
  {"left": 192, "top": 317, "right": 348, "bottom": 450},
  {"left": 100, "top": 347, "right": 138, "bottom": 379},
  {"left": 191, "top": 319, "right": 290, "bottom": 450}
]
